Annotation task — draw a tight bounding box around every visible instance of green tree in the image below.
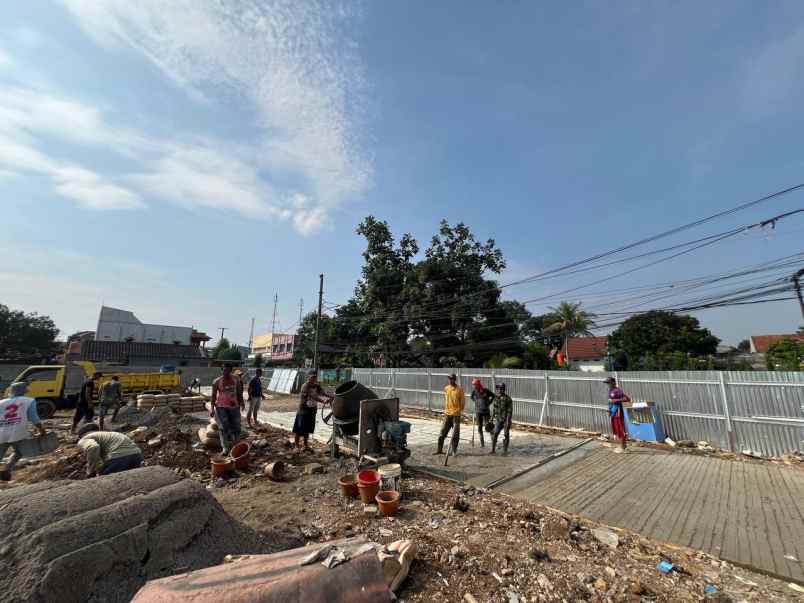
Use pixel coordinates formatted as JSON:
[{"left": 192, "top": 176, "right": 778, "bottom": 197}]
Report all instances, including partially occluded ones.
[
  {"left": 484, "top": 353, "right": 507, "bottom": 369},
  {"left": 0, "top": 303, "right": 60, "bottom": 361},
  {"left": 765, "top": 339, "right": 803, "bottom": 371},
  {"left": 220, "top": 343, "right": 243, "bottom": 361},
  {"left": 523, "top": 341, "right": 552, "bottom": 369},
  {"left": 501, "top": 355, "right": 523, "bottom": 369},
  {"left": 212, "top": 337, "right": 231, "bottom": 359},
  {"left": 737, "top": 339, "right": 750, "bottom": 353},
  {"left": 609, "top": 311, "right": 719, "bottom": 369},
  {"left": 543, "top": 301, "right": 596, "bottom": 362},
  {"left": 293, "top": 312, "right": 336, "bottom": 367}
]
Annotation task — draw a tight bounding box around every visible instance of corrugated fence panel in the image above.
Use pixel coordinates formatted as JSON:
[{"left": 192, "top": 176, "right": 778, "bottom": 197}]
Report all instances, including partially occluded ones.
[{"left": 350, "top": 368, "right": 803, "bottom": 456}]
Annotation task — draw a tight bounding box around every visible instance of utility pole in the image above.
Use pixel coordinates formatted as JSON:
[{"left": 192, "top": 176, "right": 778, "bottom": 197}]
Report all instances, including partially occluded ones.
[
  {"left": 794, "top": 268, "right": 804, "bottom": 321},
  {"left": 298, "top": 298, "right": 304, "bottom": 328},
  {"left": 248, "top": 318, "right": 255, "bottom": 351},
  {"left": 218, "top": 327, "right": 227, "bottom": 341},
  {"left": 313, "top": 274, "right": 324, "bottom": 371}
]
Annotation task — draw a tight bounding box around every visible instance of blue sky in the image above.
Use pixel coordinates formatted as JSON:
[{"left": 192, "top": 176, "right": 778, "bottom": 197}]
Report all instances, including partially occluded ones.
[{"left": 2, "top": 1, "right": 804, "bottom": 347}]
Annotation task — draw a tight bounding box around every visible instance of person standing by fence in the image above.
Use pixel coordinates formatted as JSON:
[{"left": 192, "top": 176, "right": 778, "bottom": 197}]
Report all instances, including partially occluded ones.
[
  {"left": 435, "top": 373, "right": 465, "bottom": 455},
  {"left": 246, "top": 368, "right": 266, "bottom": 428},
  {"left": 490, "top": 382, "right": 513, "bottom": 455},
  {"left": 470, "top": 378, "right": 494, "bottom": 447},
  {"left": 604, "top": 377, "right": 629, "bottom": 452}
]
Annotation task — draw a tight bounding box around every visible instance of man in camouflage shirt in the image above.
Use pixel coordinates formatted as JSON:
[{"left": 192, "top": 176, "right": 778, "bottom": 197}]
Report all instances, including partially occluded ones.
[{"left": 490, "top": 382, "right": 513, "bottom": 455}]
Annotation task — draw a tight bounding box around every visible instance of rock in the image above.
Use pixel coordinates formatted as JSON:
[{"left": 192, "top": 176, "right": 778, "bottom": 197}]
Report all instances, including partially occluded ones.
[
  {"left": 541, "top": 516, "right": 570, "bottom": 541},
  {"left": 0, "top": 466, "right": 261, "bottom": 603},
  {"left": 450, "top": 545, "right": 469, "bottom": 559},
  {"left": 506, "top": 591, "right": 520, "bottom": 603},
  {"left": 529, "top": 547, "right": 550, "bottom": 561},
  {"left": 594, "top": 578, "right": 608, "bottom": 592},
  {"left": 501, "top": 568, "right": 514, "bottom": 576},
  {"left": 363, "top": 505, "right": 378, "bottom": 515},
  {"left": 677, "top": 440, "right": 696, "bottom": 448},
  {"left": 463, "top": 595, "right": 479, "bottom": 603},
  {"left": 536, "top": 574, "right": 553, "bottom": 590},
  {"left": 629, "top": 581, "right": 648, "bottom": 595},
  {"left": 147, "top": 436, "right": 164, "bottom": 448},
  {"left": 452, "top": 496, "right": 470, "bottom": 512},
  {"left": 604, "top": 566, "right": 616, "bottom": 579},
  {"left": 303, "top": 463, "right": 325, "bottom": 475},
  {"left": 254, "top": 439, "right": 269, "bottom": 448},
  {"left": 591, "top": 527, "right": 619, "bottom": 549}
]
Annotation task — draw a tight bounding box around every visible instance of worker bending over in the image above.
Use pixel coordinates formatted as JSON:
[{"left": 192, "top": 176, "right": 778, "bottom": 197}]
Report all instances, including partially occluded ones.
[
  {"left": 490, "top": 383, "right": 513, "bottom": 455},
  {"left": 77, "top": 424, "right": 143, "bottom": 476},
  {"left": 435, "top": 373, "right": 465, "bottom": 455},
  {"left": 0, "top": 382, "right": 47, "bottom": 481}
]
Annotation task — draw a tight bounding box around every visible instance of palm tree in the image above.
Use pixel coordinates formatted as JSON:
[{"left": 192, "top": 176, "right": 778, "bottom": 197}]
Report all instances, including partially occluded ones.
[{"left": 544, "top": 301, "right": 596, "bottom": 363}]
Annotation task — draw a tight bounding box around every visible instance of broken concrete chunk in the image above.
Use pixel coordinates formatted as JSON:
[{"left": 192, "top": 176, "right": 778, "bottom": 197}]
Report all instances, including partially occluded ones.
[
  {"left": 303, "top": 463, "right": 325, "bottom": 475},
  {"left": 591, "top": 527, "right": 619, "bottom": 549}
]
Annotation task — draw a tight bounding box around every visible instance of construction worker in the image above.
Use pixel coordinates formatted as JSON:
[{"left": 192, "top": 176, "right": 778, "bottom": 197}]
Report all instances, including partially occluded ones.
[
  {"left": 435, "top": 373, "right": 465, "bottom": 455},
  {"left": 246, "top": 368, "right": 266, "bottom": 428},
  {"left": 211, "top": 364, "right": 244, "bottom": 455},
  {"left": 0, "top": 382, "right": 47, "bottom": 481},
  {"left": 604, "top": 377, "right": 629, "bottom": 452},
  {"left": 97, "top": 375, "right": 123, "bottom": 430},
  {"left": 293, "top": 370, "right": 326, "bottom": 451},
  {"left": 72, "top": 371, "right": 101, "bottom": 434},
  {"left": 470, "top": 378, "right": 494, "bottom": 447},
  {"left": 77, "top": 424, "right": 143, "bottom": 476},
  {"left": 490, "top": 382, "right": 513, "bottom": 455}
]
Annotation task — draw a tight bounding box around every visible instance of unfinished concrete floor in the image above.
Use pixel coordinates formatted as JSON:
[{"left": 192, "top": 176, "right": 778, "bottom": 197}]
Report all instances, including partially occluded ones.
[{"left": 260, "top": 410, "right": 804, "bottom": 584}]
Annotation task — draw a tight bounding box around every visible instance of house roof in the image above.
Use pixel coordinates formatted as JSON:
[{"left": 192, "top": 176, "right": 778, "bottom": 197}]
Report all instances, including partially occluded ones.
[
  {"left": 80, "top": 340, "right": 207, "bottom": 362},
  {"left": 750, "top": 334, "right": 804, "bottom": 354},
  {"left": 566, "top": 336, "right": 607, "bottom": 360}
]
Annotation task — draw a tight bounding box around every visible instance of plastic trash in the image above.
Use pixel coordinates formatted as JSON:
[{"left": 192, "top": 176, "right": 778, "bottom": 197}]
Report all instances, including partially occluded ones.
[{"left": 656, "top": 560, "right": 674, "bottom": 574}]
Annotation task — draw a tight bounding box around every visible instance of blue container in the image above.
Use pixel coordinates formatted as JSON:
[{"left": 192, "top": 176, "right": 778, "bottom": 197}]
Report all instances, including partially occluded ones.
[{"left": 623, "top": 402, "right": 665, "bottom": 442}]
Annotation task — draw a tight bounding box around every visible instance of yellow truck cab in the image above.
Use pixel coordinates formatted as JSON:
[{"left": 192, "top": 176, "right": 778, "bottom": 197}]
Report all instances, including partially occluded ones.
[{"left": 5, "top": 361, "right": 181, "bottom": 419}]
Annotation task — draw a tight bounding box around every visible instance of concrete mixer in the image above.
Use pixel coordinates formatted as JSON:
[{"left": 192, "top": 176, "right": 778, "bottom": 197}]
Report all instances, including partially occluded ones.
[{"left": 323, "top": 381, "right": 411, "bottom": 465}]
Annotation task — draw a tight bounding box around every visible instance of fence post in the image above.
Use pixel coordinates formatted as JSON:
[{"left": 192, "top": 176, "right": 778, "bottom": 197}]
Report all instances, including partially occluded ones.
[
  {"left": 718, "top": 372, "right": 736, "bottom": 452},
  {"left": 390, "top": 368, "right": 396, "bottom": 397},
  {"left": 427, "top": 369, "right": 432, "bottom": 411},
  {"left": 539, "top": 374, "right": 550, "bottom": 426}
]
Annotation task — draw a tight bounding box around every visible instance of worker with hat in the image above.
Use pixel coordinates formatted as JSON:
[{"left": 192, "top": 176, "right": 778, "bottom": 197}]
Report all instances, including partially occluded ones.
[
  {"left": 293, "top": 370, "right": 327, "bottom": 451},
  {"left": 211, "top": 363, "right": 245, "bottom": 455},
  {"left": 0, "top": 382, "right": 47, "bottom": 481},
  {"left": 490, "top": 382, "right": 513, "bottom": 455},
  {"left": 470, "top": 378, "right": 494, "bottom": 447},
  {"left": 435, "top": 373, "right": 465, "bottom": 455},
  {"left": 604, "top": 377, "right": 629, "bottom": 452}
]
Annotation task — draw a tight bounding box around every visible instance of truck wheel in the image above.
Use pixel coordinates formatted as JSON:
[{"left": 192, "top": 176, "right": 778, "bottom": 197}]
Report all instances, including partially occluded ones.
[{"left": 35, "top": 399, "right": 56, "bottom": 419}]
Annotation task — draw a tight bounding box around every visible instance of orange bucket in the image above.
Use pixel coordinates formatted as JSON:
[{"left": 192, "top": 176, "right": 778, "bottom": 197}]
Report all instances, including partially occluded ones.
[
  {"left": 358, "top": 480, "right": 379, "bottom": 504},
  {"left": 338, "top": 474, "right": 359, "bottom": 498},
  {"left": 375, "top": 490, "right": 400, "bottom": 517},
  {"left": 211, "top": 456, "right": 232, "bottom": 477},
  {"left": 230, "top": 441, "right": 251, "bottom": 470}
]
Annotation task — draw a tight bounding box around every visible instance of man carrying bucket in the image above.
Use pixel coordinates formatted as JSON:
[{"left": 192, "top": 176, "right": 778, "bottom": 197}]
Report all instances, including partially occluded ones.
[
  {"left": 0, "top": 382, "right": 47, "bottom": 481},
  {"left": 434, "top": 373, "right": 465, "bottom": 455}
]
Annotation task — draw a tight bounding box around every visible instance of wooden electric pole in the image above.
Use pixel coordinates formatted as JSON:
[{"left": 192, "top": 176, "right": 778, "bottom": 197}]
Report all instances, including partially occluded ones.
[
  {"left": 313, "top": 274, "right": 324, "bottom": 371},
  {"left": 794, "top": 268, "right": 804, "bottom": 321}
]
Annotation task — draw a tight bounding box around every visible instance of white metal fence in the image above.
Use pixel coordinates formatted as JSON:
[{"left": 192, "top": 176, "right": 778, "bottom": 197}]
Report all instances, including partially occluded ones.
[{"left": 352, "top": 368, "right": 804, "bottom": 458}]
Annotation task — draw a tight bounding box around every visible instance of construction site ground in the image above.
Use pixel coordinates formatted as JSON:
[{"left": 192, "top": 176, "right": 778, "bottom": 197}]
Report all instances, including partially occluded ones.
[{"left": 0, "top": 394, "right": 802, "bottom": 602}]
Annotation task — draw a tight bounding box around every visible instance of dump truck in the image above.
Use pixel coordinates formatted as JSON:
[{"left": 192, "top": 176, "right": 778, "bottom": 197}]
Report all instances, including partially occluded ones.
[{"left": 3, "top": 361, "right": 181, "bottom": 419}]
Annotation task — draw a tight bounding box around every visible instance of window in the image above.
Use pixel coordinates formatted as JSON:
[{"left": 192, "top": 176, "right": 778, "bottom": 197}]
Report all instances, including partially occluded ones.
[{"left": 20, "top": 367, "right": 60, "bottom": 383}]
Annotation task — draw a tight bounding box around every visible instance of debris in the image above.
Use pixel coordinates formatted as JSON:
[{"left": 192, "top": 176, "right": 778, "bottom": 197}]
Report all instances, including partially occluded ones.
[
  {"left": 536, "top": 574, "right": 552, "bottom": 590},
  {"left": 450, "top": 545, "right": 469, "bottom": 559},
  {"left": 506, "top": 591, "right": 520, "bottom": 603},
  {"left": 789, "top": 583, "right": 804, "bottom": 594},
  {"left": 703, "top": 584, "right": 717, "bottom": 595},
  {"left": 529, "top": 547, "right": 550, "bottom": 561},
  {"left": 379, "top": 528, "right": 393, "bottom": 537},
  {"left": 665, "top": 437, "right": 676, "bottom": 447},
  {"left": 254, "top": 438, "right": 269, "bottom": 448},
  {"left": 591, "top": 527, "right": 619, "bottom": 549},
  {"left": 657, "top": 560, "right": 674, "bottom": 574},
  {"left": 697, "top": 441, "right": 714, "bottom": 452},
  {"left": 463, "top": 594, "right": 478, "bottom": 603},
  {"left": 741, "top": 449, "right": 763, "bottom": 459},
  {"left": 300, "top": 544, "right": 335, "bottom": 566},
  {"left": 784, "top": 554, "right": 798, "bottom": 561},
  {"left": 677, "top": 440, "right": 696, "bottom": 448},
  {"left": 224, "top": 554, "right": 251, "bottom": 564},
  {"left": 604, "top": 566, "right": 616, "bottom": 579},
  {"left": 594, "top": 578, "right": 608, "bottom": 591},
  {"left": 322, "top": 548, "right": 349, "bottom": 568},
  {"left": 492, "top": 572, "right": 504, "bottom": 584},
  {"left": 147, "top": 436, "right": 164, "bottom": 448},
  {"left": 734, "top": 575, "right": 759, "bottom": 587},
  {"left": 541, "top": 516, "right": 570, "bottom": 541},
  {"left": 303, "top": 463, "right": 325, "bottom": 475},
  {"left": 363, "top": 504, "right": 378, "bottom": 515},
  {"left": 452, "top": 496, "right": 470, "bottom": 512},
  {"left": 429, "top": 512, "right": 445, "bottom": 528}
]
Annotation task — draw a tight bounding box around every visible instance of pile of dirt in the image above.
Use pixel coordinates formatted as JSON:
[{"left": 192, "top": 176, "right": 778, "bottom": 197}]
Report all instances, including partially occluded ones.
[{"left": 0, "top": 466, "right": 274, "bottom": 603}]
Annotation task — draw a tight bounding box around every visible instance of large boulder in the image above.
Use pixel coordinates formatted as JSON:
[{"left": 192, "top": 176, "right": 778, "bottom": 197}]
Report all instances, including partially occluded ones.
[{"left": 0, "top": 466, "right": 257, "bottom": 603}]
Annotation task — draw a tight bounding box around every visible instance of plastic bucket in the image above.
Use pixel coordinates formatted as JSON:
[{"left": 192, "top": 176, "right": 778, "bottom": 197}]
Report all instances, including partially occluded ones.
[
  {"left": 378, "top": 463, "right": 402, "bottom": 494},
  {"left": 230, "top": 442, "right": 250, "bottom": 470},
  {"left": 375, "top": 490, "right": 400, "bottom": 517},
  {"left": 211, "top": 456, "right": 233, "bottom": 477},
  {"left": 357, "top": 469, "right": 380, "bottom": 485},
  {"left": 358, "top": 480, "right": 379, "bottom": 504},
  {"left": 338, "top": 474, "right": 359, "bottom": 498}
]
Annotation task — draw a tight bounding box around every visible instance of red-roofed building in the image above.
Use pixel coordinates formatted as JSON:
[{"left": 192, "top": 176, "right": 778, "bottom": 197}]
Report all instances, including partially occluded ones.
[
  {"left": 565, "top": 336, "right": 608, "bottom": 372},
  {"left": 750, "top": 334, "right": 804, "bottom": 354}
]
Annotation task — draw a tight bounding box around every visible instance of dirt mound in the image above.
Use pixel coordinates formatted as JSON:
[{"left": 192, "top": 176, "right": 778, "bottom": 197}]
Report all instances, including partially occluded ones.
[{"left": 0, "top": 466, "right": 269, "bottom": 603}]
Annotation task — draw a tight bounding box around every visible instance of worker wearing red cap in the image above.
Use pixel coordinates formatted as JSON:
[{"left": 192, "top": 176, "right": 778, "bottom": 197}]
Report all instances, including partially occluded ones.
[{"left": 470, "top": 378, "right": 494, "bottom": 447}]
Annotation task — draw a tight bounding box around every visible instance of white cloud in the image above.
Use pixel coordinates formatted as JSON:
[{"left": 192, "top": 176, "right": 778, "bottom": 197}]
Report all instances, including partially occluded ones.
[
  {"left": 56, "top": 0, "right": 372, "bottom": 231},
  {"left": 743, "top": 24, "right": 804, "bottom": 115}
]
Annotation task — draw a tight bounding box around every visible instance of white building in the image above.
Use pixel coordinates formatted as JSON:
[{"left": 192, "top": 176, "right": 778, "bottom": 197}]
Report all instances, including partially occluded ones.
[{"left": 95, "top": 306, "right": 193, "bottom": 345}]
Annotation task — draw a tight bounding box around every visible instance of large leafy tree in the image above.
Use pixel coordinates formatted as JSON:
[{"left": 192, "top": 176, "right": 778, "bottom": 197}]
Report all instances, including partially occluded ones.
[
  {"left": 765, "top": 339, "right": 803, "bottom": 371},
  {"left": 409, "top": 220, "right": 507, "bottom": 366},
  {"left": 609, "top": 310, "right": 719, "bottom": 368},
  {"left": 0, "top": 303, "right": 60, "bottom": 361}
]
